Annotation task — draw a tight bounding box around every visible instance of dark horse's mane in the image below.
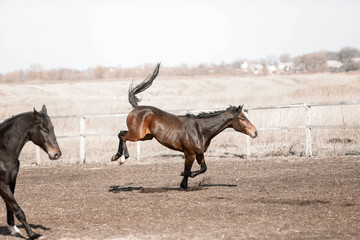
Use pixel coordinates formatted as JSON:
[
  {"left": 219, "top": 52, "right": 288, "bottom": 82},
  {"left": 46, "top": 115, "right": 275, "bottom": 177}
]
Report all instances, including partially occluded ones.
[
  {"left": 186, "top": 105, "right": 240, "bottom": 119},
  {"left": 0, "top": 112, "right": 32, "bottom": 150},
  {"left": 0, "top": 112, "right": 30, "bottom": 131}
]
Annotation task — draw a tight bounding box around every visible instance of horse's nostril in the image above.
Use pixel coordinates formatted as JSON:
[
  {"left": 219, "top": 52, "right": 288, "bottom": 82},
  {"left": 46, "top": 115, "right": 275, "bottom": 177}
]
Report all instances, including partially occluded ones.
[
  {"left": 249, "top": 131, "right": 258, "bottom": 138},
  {"left": 54, "top": 151, "right": 61, "bottom": 159}
]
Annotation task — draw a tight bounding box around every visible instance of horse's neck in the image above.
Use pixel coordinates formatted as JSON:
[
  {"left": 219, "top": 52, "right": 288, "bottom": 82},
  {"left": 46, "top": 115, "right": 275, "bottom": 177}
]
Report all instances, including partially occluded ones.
[
  {"left": 197, "top": 112, "right": 234, "bottom": 141},
  {"left": 1, "top": 115, "right": 31, "bottom": 159}
]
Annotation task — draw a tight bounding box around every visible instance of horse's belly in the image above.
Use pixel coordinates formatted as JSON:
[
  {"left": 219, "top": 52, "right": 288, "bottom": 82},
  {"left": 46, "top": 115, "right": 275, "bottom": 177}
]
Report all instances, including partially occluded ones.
[{"left": 155, "top": 137, "right": 184, "bottom": 152}]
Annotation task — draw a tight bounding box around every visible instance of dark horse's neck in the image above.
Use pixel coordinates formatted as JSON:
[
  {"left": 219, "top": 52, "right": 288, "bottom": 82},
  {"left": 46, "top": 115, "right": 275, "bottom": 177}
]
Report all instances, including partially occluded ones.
[
  {"left": 0, "top": 113, "right": 32, "bottom": 160},
  {"left": 190, "top": 110, "right": 235, "bottom": 143}
]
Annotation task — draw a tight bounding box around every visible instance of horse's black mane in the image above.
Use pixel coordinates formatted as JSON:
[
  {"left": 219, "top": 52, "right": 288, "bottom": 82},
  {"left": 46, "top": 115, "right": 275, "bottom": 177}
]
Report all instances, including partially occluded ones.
[
  {"left": 0, "top": 112, "right": 31, "bottom": 129},
  {"left": 186, "top": 106, "right": 239, "bottom": 119},
  {"left": 0, "top": 111, "right": 48, "bottom": 132}
]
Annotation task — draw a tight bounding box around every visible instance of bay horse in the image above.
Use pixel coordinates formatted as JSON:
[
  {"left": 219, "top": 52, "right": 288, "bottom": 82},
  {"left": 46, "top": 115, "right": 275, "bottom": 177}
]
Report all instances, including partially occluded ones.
[
  {"left": 0, "top": 106, "right": 61, "bottom": 239},
  {"left": 111, "top": 63, "right": 257, "bottom": 189}
]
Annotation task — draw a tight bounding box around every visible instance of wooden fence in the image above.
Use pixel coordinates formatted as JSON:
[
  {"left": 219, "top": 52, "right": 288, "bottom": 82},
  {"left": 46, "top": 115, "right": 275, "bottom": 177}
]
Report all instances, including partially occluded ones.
[
  {"left": 247, "top": 100, "right": 360, "bottom": 157},
  {"left": 6, "top": 100, "right": 360, "bottom": 164}
]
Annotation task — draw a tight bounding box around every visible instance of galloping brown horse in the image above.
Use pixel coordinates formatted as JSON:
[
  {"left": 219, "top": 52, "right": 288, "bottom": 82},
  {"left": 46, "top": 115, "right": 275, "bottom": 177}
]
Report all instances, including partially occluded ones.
[{"left": 111, "top": 63, "right": 257, "bottom": 189}]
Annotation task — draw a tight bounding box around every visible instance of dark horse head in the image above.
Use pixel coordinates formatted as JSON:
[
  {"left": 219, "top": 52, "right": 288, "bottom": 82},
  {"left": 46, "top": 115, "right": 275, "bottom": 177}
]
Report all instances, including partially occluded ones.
[{"left": 29, "top": 105, "right": 61, "bottom": 160}]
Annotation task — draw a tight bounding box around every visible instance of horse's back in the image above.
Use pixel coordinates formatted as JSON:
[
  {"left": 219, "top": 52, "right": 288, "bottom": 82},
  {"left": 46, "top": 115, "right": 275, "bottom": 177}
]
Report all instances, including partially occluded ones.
[
  {"left": 127, "top": 106, "right": 187, "bottom": 151},
  {"left": 128, "top": 106, "right": 180, "bottom": 122}
]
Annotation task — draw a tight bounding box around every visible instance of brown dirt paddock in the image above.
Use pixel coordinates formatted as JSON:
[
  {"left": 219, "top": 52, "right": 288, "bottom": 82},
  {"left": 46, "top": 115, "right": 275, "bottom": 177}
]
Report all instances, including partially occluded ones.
[{"left": 1, "top": 156, "right": 360, "bottom": 240}]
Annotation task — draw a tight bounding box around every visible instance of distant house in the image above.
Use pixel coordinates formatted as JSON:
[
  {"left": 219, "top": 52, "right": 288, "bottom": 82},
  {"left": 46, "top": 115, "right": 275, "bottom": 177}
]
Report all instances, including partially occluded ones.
[
  {"left": 327, "top": 60, "right": 343, "bottom": 70},
  {"left": 278, "top": 62, "right": 292, "bottom": 72},
  {"left": 249, "top": 64, "right": 263, "bottom": 75},
  {"left": 241, "top": 60, "right": 249, "bottom": 72},
  {"left": 351, "top": 57, "right": 360, "bottom": 63},
  {"left": 267, "top": 65, "right": 277, "bottom": 74}
]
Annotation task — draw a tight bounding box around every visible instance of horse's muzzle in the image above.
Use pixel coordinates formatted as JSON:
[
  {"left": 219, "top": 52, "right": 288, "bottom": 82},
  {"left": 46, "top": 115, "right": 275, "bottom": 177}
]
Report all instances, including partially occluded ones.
[
  {"left": 49, "top": 150, "right": 62, "bottom": 160},
  {"left": 250, "top": 131, "right": 258, "bottom": 139}
]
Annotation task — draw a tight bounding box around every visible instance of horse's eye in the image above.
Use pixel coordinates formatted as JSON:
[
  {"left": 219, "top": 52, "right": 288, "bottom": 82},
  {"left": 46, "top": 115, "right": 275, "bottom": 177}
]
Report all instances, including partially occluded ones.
[{"left": 41, "top": 126, "right": 49, "bottom": 133}]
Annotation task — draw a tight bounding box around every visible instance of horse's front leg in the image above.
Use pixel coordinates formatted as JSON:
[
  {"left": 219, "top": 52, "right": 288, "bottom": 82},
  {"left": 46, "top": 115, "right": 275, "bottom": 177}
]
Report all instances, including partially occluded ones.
[
  {"left": 6, "top": 204, "right": 21, "bottom": 236},
  {"left": 0, "top": 181, "right": 41, "bottom": 240},
  {"left": 189, "top": 153, "right": 207, "bottom": 178},
  {"left": 6, "top": 177, "right": 21, "bottom": 236},
  {"left": 180, "top": 153, "right": 196, "bottom": 189}
]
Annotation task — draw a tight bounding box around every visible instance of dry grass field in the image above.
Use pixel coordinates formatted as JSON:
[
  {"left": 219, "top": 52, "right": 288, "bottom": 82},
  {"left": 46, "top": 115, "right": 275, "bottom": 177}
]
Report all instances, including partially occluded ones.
[{"left": 1, "top": 72, "right": 360, "bottom": 164}]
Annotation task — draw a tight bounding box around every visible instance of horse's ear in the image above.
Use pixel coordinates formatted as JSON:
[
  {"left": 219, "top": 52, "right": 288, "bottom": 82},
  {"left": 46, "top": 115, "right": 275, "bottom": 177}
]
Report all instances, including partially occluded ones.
[
  {"left": 33, "top": 108, "right": 41, "bottom": 123},
  {"left": 237, "top": 105, "right": 243, "bottom": 113},
  {"left": 41, "top": 105, "right": 47, "bottom": 115}
]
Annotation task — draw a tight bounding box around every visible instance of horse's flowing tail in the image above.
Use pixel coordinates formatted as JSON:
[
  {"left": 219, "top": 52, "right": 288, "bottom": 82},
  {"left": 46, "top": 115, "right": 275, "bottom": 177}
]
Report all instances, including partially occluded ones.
[{"left": 128, "top": 63, "right": 160, "bottom": 108}]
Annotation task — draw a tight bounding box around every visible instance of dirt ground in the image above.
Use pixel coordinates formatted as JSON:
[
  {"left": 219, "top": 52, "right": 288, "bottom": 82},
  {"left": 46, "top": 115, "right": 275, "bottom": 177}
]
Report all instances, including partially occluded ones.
[{"left": 0, "top": 156, "right": 360, "bottom": 240}]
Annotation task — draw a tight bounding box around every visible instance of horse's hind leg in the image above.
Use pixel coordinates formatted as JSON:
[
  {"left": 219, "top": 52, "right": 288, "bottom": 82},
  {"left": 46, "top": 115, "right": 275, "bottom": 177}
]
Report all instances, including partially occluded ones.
[
  {"left": 111, "top": 130, "right": 129, "bottom": 162},
  {"left": 121, "top": 133, "right": 153, "bottom": 160},
  {"left": 111, "top": 131, "right": 153, "bottom": 162},
  {"left": 120, "top": 131, "right": 130, "bottom": 159},
  {"left": 119, "top": 131, "right": 153, "bottom": 158}
]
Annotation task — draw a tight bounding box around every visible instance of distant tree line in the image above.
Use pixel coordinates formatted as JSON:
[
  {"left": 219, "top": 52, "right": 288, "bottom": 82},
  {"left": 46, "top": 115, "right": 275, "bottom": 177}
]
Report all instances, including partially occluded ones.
[
  {"left": 1, "top": 47, "right": 359, "bottom": 83},
  {"left": 293, "top": 47, "right": 360, "bottom": 73}
]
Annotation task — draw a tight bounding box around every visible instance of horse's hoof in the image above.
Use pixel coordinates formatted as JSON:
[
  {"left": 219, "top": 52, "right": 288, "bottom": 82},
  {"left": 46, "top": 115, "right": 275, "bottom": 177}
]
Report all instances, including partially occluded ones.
[
  {"left": 7, "top": 225, "right": 21, "bottom": 235},
  {"left": 111, "top": 154, "right": 120, "bottom": 161},
  {"left": 118, "top": 156, "right": 126, "bottom": 165},
  {"left": 29, "top": 233, "right": 42, "bottom": 240}
]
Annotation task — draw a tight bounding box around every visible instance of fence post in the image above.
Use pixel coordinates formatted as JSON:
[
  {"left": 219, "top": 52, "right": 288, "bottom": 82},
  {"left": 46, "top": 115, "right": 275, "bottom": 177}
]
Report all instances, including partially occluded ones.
[
  {"left": 244, "top": 109, "right": 251, "bottom": 158},
  {"left": 136, "top": 142, "right": 141, "bottom": 160},
  {"left": 305, "top": 104, "right": 312, "bottom": 157},
  {"left": 80, "top": 116, "right": 86, "bottom": 163},
  {"left": 35, "top": 145, "right": 42, "bottom": 165}
]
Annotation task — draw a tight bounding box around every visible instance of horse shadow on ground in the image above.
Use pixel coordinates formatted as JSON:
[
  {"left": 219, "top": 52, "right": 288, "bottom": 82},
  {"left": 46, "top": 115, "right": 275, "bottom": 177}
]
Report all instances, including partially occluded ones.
[
  {"left": 109, "top": 183, "right": 237, "bottom": 193},
  {"left": 0, "top": 224, "right": 51, "bottom": 239}
]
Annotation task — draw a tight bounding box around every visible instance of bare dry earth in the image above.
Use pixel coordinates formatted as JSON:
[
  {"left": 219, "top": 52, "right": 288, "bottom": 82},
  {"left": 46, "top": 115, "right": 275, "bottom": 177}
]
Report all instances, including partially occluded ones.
[{"left": 0, "top": 156, "right": 359, "bottom": 240}]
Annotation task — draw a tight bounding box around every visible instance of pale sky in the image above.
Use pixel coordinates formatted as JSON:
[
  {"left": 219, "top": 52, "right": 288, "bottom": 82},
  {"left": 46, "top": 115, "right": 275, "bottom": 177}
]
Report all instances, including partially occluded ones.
[{"left": 0, "top": 0, "right": 359, "bottom": 73}]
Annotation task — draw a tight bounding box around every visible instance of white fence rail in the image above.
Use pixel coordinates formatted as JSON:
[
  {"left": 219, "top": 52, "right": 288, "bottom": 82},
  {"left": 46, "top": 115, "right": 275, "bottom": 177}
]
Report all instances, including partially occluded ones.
[
  {"left": 47, "top": 100, "right": 360, "bottom": 163},
  {"left": 3, "top": 101, "right": 359, "bottom": 164}
]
